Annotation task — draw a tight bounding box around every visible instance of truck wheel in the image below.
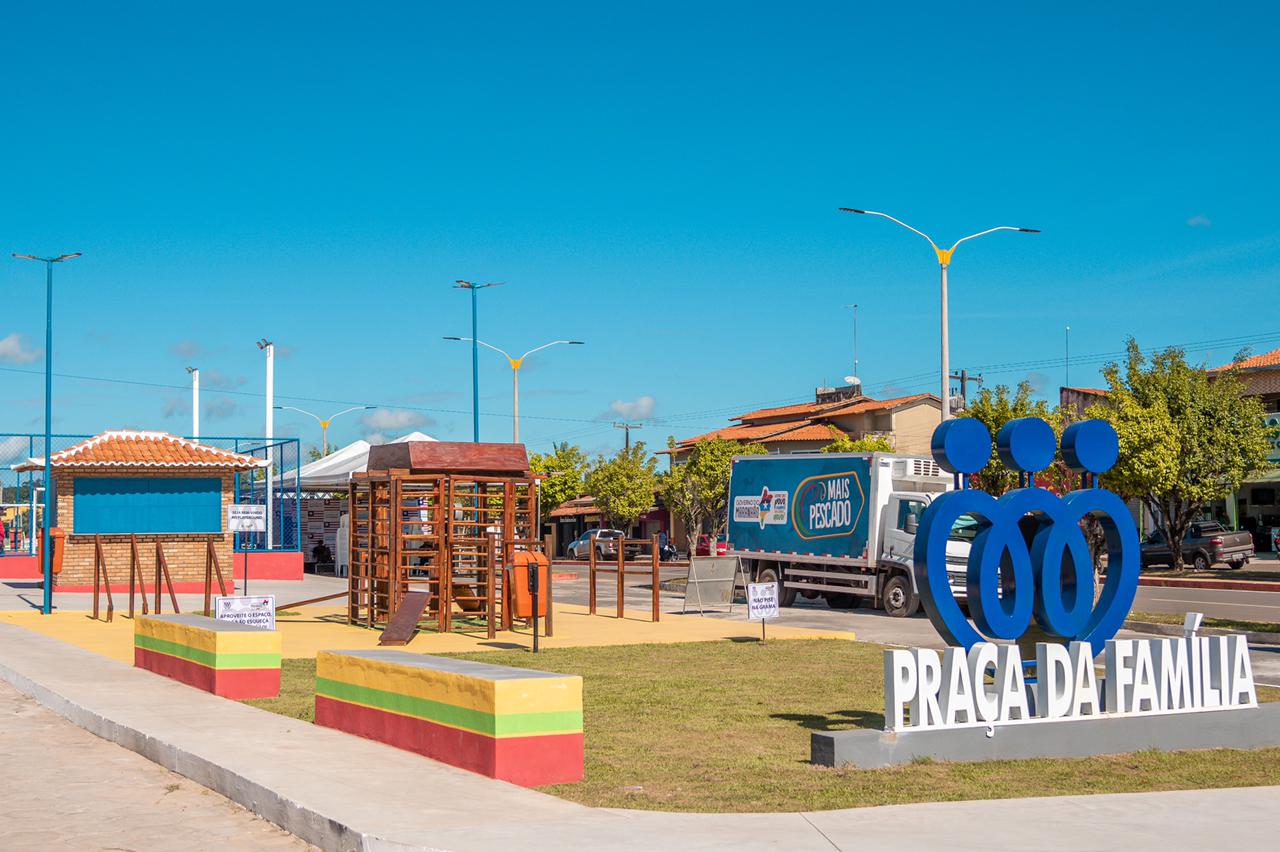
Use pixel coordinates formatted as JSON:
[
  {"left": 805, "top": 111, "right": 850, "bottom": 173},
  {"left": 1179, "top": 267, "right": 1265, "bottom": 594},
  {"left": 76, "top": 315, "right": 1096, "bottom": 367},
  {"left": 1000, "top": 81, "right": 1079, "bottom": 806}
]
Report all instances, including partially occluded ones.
[
  {"left": 824, "top": 593, "right": 861, "bottom": 610},
  {"left": 882, "top": 575, "right": 919, "bottom": 618},
  {"left": 1192, "top": 552, "right": 1210, "bottom": 572},
  {"left": 757, "top": 565, "right": 796, "bottom": 607}
]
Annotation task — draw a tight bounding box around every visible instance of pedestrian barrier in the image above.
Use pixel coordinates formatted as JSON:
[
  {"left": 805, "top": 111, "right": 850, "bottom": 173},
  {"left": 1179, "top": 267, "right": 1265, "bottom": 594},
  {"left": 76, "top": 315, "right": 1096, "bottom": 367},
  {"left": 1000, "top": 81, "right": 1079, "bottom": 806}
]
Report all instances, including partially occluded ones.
[
  {"left": 588, "top": 533, "right": 661, "bottom": 622},
  {"left": 134, "top": 614, "right": 281, "bottom": 699},
  {"left": 315, "top": 649, "right": 583, "bottom": 786}
]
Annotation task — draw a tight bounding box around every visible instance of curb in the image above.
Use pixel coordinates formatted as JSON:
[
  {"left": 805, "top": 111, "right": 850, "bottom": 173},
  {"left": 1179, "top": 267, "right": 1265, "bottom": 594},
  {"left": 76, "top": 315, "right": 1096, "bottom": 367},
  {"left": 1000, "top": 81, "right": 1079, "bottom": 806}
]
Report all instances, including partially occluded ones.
[
  {"left": 1123, "top": 619, "right": 1280, "bottom": 647},
  {"left": 1136, "top": 576, "right": 1280, "bottom": 593}
]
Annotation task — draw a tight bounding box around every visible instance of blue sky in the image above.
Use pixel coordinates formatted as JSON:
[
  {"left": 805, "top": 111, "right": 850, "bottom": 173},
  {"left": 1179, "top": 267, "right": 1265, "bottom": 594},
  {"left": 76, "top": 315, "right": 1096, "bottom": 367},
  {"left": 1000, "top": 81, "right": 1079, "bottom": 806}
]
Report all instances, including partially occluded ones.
[{"left": 3, "top": 3, "right": 1278, "bottom": 458}]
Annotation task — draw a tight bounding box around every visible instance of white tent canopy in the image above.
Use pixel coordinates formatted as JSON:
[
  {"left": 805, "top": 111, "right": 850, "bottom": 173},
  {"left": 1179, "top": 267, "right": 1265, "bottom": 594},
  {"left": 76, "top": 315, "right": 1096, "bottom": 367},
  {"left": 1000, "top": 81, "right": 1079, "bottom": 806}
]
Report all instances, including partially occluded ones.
[{"left": 280, "top": 431, "right": 437, "bottom": 491}]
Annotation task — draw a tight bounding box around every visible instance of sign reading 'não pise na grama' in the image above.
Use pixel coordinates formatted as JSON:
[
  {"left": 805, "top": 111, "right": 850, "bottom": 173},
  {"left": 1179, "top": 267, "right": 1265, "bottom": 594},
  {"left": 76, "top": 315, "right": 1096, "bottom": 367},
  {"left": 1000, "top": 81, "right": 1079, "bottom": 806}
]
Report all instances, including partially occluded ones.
[{"left": 885, "top": 636, "right": 1257, "bottom": 732}]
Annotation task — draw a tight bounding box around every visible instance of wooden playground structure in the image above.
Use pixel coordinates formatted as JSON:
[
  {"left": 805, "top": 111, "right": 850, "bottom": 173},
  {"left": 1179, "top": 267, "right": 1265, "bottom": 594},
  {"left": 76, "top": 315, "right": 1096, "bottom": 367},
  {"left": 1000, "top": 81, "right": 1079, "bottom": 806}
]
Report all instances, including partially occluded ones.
[
  {"left": 346, "top": 442, "right": 552, "bottom": 640},
  {"left": 587, "top": 534, "right": 662, "bottom": 622}
]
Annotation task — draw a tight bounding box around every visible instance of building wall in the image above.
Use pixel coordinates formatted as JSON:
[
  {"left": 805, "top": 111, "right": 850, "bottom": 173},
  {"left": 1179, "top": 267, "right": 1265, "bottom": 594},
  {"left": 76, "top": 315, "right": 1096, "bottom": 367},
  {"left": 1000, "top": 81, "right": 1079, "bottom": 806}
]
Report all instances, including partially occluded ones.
[
  {"left": 891, "top": 403, "right": 942, "bottom": 454},
  {"left": 54, "top": 467, "right": 236, "bottom": 588}
]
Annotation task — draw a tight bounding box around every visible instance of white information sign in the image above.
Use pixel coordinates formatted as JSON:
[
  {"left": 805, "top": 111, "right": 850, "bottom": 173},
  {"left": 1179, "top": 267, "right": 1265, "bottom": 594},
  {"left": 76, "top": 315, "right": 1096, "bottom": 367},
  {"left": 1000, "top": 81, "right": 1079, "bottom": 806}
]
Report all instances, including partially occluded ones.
[
  {"left": 227, "top": 504, "right": 267, "bottom": 532},
  {"left": 747, "top": 581, "right": 779, "bottom": 621},
  {"left": 214, "top": 595, "right": 277, "bottom": 630}
]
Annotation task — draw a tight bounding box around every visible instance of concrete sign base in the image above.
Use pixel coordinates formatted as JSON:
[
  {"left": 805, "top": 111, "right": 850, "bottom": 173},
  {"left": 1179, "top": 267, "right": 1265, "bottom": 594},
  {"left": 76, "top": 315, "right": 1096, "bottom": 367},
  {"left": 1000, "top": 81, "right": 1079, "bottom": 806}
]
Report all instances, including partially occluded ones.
[{"left": 812, "top": 702, "right": 1280, "bottom": 769}]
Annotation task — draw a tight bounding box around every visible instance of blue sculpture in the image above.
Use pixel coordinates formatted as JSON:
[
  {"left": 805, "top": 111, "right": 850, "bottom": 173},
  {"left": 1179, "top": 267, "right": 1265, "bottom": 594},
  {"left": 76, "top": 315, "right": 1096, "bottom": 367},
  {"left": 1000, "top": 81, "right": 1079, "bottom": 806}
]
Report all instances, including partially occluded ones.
[{"left": 913, "top": 417, "right": 1139, "bottom": 658}]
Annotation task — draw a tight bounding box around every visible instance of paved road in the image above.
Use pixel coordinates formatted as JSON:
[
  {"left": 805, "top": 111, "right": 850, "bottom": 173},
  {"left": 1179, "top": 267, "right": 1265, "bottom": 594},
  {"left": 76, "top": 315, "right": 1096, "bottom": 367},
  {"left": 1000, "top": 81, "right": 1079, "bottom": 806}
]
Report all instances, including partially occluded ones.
[
  {"left": 0, "top": 573, "right": 345, "bottom": 613},
  {"left": 1133, "top": 584, "right": 1280, "bottom": 621},
  {"left": 0, "top": 680, "right": 311, "bottom": 851}
]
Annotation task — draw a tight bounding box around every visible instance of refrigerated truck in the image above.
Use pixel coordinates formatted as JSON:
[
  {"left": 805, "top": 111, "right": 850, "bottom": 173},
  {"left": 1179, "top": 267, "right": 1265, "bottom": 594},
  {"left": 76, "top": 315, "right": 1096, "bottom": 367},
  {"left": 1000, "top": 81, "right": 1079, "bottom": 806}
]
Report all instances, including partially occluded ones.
[{"left": 725, "top": 451, "right": 970, "bottom": 617}]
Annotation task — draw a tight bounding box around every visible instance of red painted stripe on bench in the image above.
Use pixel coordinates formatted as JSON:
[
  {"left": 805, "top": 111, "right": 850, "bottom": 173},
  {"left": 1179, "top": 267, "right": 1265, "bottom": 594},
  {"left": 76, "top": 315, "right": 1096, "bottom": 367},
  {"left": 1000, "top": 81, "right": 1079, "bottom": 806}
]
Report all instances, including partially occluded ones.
[
  {"left": 134, "top": 647, "right": 279, "bottom": 699},
  {"left": 315, "top": 695, "right": 583, "bottom": 786}
]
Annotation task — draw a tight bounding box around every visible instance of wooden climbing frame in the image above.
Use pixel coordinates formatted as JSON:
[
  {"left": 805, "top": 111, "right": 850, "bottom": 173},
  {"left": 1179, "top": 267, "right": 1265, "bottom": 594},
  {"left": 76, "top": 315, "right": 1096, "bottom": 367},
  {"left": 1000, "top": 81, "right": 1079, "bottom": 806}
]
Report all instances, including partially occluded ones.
[{"left": 347, "top": 468, "right": 543, "bottom": 635}]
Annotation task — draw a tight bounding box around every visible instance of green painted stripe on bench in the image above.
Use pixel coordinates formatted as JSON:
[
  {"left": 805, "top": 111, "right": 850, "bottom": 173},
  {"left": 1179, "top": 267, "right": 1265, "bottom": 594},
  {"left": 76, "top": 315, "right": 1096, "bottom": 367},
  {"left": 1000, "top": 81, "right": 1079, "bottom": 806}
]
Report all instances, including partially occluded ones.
[
  {"left": 134, "top": 634, "right": 281, "bottom": 670},
  {"left": 315, "top": 677, "right": 582, "bottom": 737}
]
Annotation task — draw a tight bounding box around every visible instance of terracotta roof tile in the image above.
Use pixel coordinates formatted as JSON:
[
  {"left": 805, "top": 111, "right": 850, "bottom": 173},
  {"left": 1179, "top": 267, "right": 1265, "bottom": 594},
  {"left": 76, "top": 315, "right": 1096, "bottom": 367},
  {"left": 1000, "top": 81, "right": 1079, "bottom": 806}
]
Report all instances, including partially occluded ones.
[
  {"left": 1210, "top": 347, "right": 1280, "bottom": 373},
  {"left": 733, "top": 401, "right": 833, "bottom": 422},
  {"left": 821, "top": 392, "right": 935, "bottom": 417},
  {"left": 15, "top": 431, "right": 269, "bottom": 471}
]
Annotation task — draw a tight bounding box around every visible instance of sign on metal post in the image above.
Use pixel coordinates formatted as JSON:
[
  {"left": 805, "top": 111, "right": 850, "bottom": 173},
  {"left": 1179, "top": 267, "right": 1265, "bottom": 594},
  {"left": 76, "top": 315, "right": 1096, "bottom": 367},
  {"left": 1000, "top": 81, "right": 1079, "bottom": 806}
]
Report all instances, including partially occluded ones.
[
  {"left": 747, "top": 581, "right": 779, "bottom": 640},
  {"left": 214, "top": 595, "right": 276, "bottom": 630},
  {"left": 227, "top": 504, "right": 267, "bottom": 596},
  {"left": 227, "top": 504, "right": 268, "bottom": 532}
]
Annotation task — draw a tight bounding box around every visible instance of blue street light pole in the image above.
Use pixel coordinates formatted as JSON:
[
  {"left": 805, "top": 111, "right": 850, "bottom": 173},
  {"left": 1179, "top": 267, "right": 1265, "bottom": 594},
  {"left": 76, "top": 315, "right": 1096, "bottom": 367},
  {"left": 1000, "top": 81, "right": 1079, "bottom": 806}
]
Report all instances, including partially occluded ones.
[
  {"left": 12, "top": 251, "right": 81, "bottom": 615},
  {"left": 454, "top": 280, "right": 503, "bottom": 442}
]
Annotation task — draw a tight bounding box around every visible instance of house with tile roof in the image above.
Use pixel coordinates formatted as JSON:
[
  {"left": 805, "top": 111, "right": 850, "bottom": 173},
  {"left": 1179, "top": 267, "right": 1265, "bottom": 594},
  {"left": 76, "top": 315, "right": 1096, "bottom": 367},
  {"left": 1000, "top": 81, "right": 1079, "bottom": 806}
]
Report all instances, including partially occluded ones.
[
  {"left": 1211, "top": 347, "right": 1280, "bottom": 413},
  {"left": 13, "top": 431, "right": 272, "bottom": 590},
  {"left": 665, "top": 387, "right": 943, "bottom": 462}
]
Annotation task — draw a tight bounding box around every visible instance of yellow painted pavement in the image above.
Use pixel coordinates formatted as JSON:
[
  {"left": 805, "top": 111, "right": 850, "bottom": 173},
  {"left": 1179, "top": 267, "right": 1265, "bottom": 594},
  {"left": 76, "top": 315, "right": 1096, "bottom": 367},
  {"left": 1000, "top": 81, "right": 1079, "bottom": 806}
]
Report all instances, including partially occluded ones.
[{"left": 0, "top": 604, "right": 856, "bottom": 665}]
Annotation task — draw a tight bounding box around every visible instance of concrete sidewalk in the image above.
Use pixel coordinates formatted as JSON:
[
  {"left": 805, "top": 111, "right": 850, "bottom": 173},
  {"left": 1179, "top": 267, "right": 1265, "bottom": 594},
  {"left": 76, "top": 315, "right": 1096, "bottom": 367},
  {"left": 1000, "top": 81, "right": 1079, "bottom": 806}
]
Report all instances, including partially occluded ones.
[{"left": 1, "top": 624, "right": 1277, "bottom": 851}]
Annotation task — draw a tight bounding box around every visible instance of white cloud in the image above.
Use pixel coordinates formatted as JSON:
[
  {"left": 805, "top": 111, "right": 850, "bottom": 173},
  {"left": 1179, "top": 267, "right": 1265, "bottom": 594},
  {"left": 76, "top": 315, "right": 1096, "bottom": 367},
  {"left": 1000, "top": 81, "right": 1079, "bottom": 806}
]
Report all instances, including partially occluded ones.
[
  {"left": 1186, "top": 214, "right": 1212, "bottom": 228},
  {"left": 170, "top": 340, "right": 201, "bottom": 359},
  {"left": 0, "top": 333, "right": 40, "bottom": 364},
  {"left": 361, "top": 409, "right": 434, "bottom": 442},
  {"left": 204, "top": 398, "right": 238, "bottom": 420},
  {"left": 600, "top": 395, "right": 656, "bottom": 421}
]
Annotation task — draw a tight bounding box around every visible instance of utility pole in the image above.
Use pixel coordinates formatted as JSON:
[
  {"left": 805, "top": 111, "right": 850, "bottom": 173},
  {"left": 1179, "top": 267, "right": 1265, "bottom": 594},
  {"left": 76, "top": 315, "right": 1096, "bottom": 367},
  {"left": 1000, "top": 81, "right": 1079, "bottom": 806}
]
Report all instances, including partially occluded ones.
[
  {"left": 948, "top": 369, "right": 983, "bottom": 411},
  {"left": 613, "top": 422, "right": 642, "bottom": 450}
]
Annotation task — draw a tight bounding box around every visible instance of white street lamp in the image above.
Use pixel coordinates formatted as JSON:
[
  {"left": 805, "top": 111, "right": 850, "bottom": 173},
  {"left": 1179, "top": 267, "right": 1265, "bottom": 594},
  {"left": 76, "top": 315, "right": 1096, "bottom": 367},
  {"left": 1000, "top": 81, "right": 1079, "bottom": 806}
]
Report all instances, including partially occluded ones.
[
  {"left": 443, "top": 338, "right": 585, "bottom": 443},
  {"left": 840, "top": 208, "right": 1038, "bottom": 420},
  {"left": 275, "top": 404, "right": 374, "bottom": 456}
]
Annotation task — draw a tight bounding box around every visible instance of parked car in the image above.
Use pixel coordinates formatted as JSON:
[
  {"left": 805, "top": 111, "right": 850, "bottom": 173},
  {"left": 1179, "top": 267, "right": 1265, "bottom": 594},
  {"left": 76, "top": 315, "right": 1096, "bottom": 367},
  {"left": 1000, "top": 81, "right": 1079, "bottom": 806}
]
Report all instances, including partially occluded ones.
[
  {"left": 695, "top": 534, "right": 728, "bottom": 557},
  {"left": 566, "top": 529, "right": 625, "bottom": 560},
  {"left": 1140, "top": 522, "right": 1255, "bottom": 570}
]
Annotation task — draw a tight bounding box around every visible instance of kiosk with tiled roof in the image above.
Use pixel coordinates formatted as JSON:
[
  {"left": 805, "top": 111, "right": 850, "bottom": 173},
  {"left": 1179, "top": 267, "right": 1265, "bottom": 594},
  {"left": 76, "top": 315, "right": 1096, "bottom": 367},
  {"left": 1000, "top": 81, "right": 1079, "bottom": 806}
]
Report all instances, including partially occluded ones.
[{"left": 13, "top": 431, "right": 269, "bottom": 592}]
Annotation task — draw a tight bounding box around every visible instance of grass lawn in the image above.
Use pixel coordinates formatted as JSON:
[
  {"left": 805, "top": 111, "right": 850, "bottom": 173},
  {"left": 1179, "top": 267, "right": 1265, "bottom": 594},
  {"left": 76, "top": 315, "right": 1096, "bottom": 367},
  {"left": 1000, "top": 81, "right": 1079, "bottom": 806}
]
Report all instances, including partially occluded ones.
[
  {"left": 1129, "top": 610, "right": 1280, "bottom": 634},
  {"left": 246, "top": 640, "right": 1280, "bottom": 813}
]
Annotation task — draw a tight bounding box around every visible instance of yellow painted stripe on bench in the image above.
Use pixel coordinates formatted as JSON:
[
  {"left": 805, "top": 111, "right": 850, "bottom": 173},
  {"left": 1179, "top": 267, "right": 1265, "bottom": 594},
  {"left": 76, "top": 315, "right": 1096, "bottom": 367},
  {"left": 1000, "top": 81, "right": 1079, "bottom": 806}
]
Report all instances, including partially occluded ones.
[
  {"left": 135, "top": 618, "right": 280, "bottom": 657},
  {"left": 317, "top": 652, "right": 581, "bottom": 716}
]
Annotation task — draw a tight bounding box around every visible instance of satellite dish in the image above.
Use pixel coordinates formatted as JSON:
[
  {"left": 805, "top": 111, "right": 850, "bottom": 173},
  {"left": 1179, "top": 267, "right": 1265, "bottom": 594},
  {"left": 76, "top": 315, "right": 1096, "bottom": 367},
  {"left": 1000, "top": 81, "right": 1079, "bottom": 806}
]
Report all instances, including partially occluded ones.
[{"left": 844, "top": 376, "right": 860, "bottom": 386}]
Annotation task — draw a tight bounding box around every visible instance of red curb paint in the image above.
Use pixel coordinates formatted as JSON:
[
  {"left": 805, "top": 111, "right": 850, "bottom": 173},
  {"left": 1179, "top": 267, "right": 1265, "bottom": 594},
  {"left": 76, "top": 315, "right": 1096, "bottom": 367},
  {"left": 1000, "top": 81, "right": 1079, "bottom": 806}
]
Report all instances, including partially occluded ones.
[
  {"left": 0, "top": 555, "right": 41, "bottom": 579},
  {"left": 134, "top": 647, "right": 280, "bottom": 699},
  {"left": 1138, "top": 577, "right": 1280, "bottom": 593},
  {"left": 315, "top": 695, "right": 583, "bottom": 786}
]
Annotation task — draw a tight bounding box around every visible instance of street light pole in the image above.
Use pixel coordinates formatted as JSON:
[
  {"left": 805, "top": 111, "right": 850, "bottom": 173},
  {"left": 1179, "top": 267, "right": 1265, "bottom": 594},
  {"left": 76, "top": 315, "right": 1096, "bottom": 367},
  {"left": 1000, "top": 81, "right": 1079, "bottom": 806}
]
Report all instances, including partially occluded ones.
[
  {"left": 839, "top": 209, "right": 1038, "bottom": 420},
  {"left": 257, "top": 339, "right": 274, "bottom": 553},
  {"left": 12, "top": 251, "right": 81, "bottom": 616},
  {"left": 186, "top": 366, "right": 200, "bottom": 439},
  {"left": 444, "top": 337, "right": 584, "bottom": 442},
  {"left": 275, "top": 405, "right": 375, "bottom": 456},
  {"left": 454, "top": 281, "right": 504, "bottom": 442}
]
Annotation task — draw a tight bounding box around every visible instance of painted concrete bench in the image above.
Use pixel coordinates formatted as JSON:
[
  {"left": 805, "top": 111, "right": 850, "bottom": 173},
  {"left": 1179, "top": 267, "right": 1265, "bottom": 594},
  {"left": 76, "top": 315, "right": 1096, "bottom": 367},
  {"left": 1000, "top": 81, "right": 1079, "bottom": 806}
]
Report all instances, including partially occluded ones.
[
  {"left": 134, "top": 614, "right": 282, "bottom": 700},
  {"left": 315, "top": 650, "right": 583, "bottom": 786}
]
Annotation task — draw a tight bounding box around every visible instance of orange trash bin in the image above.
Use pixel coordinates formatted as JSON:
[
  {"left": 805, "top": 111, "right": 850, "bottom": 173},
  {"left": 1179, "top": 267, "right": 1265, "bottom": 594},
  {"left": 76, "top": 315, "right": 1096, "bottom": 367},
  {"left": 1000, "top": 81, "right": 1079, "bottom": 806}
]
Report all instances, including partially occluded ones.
[
  {"left": 510, "top": 551, "right": 550, "bottom": 619},
  {"left": 36, "top": 526, "right": 67, "bottom": 575}
]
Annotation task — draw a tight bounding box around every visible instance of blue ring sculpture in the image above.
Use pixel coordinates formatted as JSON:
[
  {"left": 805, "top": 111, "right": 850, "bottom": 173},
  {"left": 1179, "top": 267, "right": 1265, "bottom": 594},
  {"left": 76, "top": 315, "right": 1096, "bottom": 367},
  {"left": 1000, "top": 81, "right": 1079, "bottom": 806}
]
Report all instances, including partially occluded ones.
[{"left": 912, "top": 417, "right": 1139, "bottom": 658}]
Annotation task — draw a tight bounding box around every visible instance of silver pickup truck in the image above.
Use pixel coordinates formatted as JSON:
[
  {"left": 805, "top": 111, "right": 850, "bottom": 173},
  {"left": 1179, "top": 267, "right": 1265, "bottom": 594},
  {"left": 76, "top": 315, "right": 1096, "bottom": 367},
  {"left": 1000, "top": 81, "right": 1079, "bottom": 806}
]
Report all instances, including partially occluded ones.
[{"left": 1140, "top": 522, "right": 1255, "bottom": 570}]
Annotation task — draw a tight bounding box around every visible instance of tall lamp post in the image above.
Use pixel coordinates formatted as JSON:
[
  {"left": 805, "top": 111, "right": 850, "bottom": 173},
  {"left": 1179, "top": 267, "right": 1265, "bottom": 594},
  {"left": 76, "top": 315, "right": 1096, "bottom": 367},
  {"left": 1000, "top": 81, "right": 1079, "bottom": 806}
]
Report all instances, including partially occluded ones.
[
  {"left": 453, "top": 281, "right": 504, "bottom": 442},
  {"left": 186, "top": 366, "right": 200, "bottom": 439},
  {"left": 257, "top": 338, "right": 274, "bottom": 553},
  {"left": 839, "top": 208, "right": 1038, "bottom": 420},
  {"left": 443, "top": 338, "right": 584, "bottom": 443},
  {"left": 274, "top": 405, "right": 374, "bottom": 456},
  {"left": 12, "top": 251, "right": 81, "bottom": 615}
]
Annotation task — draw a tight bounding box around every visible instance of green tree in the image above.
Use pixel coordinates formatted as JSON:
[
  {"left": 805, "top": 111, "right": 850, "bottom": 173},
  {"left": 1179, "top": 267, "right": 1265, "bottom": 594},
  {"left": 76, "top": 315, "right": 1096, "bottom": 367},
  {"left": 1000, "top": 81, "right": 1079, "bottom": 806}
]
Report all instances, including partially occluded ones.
[
  {"left": 960, "top": 381, "right": 1073, "bottom": 497},
  {"left": 584, "top": 442, "right": 660, "bottom": 531},
  {"left": 661, "top": 437, "right": 767, "bottom": 552},
  {"left": 820, "top": 428, "right": 895, "bottom": 454},
  {"left": 529, "top": 441, "right": 589, "bottom": 521},
  {"left": 1088, "top": 340, "right": 1270, "bottom": 570}
]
